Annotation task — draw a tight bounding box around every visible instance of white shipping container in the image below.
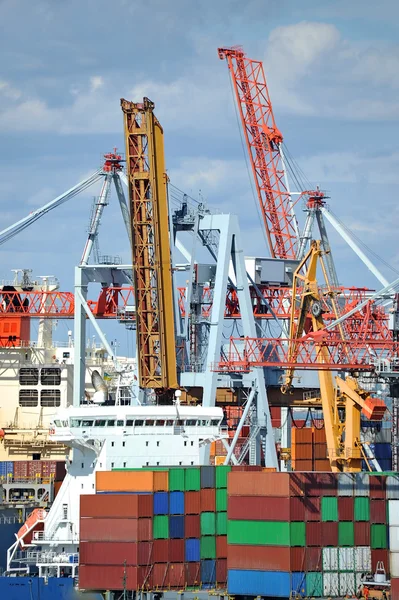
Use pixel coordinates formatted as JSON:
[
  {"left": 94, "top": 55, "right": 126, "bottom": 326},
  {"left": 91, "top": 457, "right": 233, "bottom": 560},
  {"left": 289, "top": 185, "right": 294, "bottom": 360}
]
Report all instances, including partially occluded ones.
[
  {"left": 389, "top": 500, "right": 399, "bottom": 526},
  {"left": 337, "top": 473, "right": 354, "bottom": 496},
  {"left": 323, "top": 572, "right": 339, "bottom": 597},
  {"left": 354, "top": 472, "right": 369, "bottom": 496},
  {"left": 323, "top": 547, "right": 339, "bottom": 571},
  {"left": 354, "top": 546, "right": 371, "bottom": 572},
  {"left": 390, "top": 551, "right": 399, "bottom": 578},
  {"left": 339, "top": 547, "right": 355, "bottom": 571},
  {"left": 339, "top": 572, "right": 356, "bottom": 596},
  {"left": 387, "top": 476, "right": 399, "bottom": 500},
  {"left": 389, "top": 526, "right": 399, "bottom": 551}
]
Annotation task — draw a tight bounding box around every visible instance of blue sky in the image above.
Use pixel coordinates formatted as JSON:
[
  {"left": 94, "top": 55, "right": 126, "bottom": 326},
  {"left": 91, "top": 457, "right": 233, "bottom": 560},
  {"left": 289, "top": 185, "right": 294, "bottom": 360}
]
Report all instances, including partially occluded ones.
[{"left": 0, "top": 0, "right": 398, "bottom": 340}]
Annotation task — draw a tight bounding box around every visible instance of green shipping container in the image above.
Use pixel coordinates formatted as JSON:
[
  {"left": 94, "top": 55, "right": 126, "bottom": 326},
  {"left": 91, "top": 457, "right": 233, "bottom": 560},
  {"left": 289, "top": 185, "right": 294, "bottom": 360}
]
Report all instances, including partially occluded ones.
[
  {"left": 200, "top": 535, "right": 216, "bottom": 559},
  {"left": 184, "top": 467, "right": 200, "bottom": 491},
  {"left": 153, "top": 515, "right": 169, "bottom": 539},
  {"left": 338, "top": 522, "right": 354, "bottom": 546},
  {"left": 371, "top": 524, "right": 387, "bottom": 549},
  {"left": 216, "top": 489, "right": 227, "bottom": 512},
  {"left": 201, "top": 512, "right": 216, "bottom": 535},
  {"left": 290, "top": 522, "right": 306, "bottom": 547},
  {"left": 354, "top": 497, "right": 370, "bottom": 521},
  {"left": 321, "top": 496, "right": 338, "bottom": 522},
  {"left": 227, "top": 520, "right": 290, "bottom": 546},
  {"left": 216, "top": 512, "right": 227, "bottom": 535},
  {"left": 169, "top": 468, "right": 185, "bottom": 491},
  {"left": 306, "top": 572, "right": 323, "bottom": 598},
  {"left": 216, "top": 465, "right": 231, "bottom": 489}
]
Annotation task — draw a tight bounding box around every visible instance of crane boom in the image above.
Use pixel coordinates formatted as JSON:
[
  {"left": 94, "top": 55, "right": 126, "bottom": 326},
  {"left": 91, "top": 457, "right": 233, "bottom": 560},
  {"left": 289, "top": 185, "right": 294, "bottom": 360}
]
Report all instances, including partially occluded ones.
[
  {"left": 218, "top": 46, "right": 299, "bottom": 259},
  {"left": 121, "top": 97, "right": 178, "bottom": 390}
]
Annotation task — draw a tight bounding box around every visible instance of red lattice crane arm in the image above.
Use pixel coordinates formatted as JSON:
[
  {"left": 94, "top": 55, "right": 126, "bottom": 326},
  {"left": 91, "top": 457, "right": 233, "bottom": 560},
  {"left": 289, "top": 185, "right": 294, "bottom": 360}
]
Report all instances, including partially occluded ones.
[{"left": 218, "top": 46, "right": 298, "bottom": 259}]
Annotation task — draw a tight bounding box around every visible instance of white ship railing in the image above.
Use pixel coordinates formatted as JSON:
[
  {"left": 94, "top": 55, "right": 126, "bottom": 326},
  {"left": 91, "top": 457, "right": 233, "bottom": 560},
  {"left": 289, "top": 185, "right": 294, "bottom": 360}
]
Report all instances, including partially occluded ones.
[{"left": 32, "top": 530, "right": 79, "bottom": 543}]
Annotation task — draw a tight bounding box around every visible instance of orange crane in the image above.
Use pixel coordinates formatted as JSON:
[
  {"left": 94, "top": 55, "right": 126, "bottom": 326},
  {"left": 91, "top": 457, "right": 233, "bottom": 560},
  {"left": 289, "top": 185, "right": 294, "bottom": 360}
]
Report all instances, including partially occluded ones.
[{"left": 121, "top": 97, "right": 178, "bottom": 392}]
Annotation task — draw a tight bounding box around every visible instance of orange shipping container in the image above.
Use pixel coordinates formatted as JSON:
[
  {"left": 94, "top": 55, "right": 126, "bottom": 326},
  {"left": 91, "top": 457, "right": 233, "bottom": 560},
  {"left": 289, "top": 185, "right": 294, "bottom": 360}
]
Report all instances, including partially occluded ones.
[
  {"left": 96, "top": 470, "right": 154, "bottom": 493},
  {"left": 228, "top": 471, "right": 290, "bottom": 497},
  {"left": 312, "top": 427, "right": 326, "bottom": 444},
  {"left": 293, "top": 459, "right": 313, "bottom": 471},
  {"left": 153, "top": 471, "right": 168, "bottom": 492}
]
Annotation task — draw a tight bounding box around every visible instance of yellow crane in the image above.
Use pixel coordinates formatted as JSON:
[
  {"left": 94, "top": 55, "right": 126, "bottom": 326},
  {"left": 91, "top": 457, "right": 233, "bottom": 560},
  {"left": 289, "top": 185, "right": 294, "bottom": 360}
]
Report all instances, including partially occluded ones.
[
  {"left": 281, "top": 240, "right": 386, "bottom": 472},
  {"left": 121, "top": 97, "right": 178, "bottom": 393}
]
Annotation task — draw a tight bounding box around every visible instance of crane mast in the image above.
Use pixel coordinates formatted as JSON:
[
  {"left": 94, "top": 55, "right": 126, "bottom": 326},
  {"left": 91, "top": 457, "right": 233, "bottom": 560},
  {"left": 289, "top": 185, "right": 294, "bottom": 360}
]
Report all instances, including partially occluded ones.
[
  {"left": 121, "top": 97, "right": 178, "bottom": 391},
  {"left": 218, "top": 46, "right": 299, "bottom": 259}
]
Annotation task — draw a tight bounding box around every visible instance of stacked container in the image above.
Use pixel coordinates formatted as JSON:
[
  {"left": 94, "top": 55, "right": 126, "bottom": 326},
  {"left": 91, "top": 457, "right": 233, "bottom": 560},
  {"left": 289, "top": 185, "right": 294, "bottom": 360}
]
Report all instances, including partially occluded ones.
[{"left": 291, "top": 427, "right": 330, "bottom": 472}]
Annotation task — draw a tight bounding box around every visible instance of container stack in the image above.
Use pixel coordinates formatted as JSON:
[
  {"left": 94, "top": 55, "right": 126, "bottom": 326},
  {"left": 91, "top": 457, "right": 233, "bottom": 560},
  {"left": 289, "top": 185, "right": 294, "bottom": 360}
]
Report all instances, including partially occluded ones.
[
  {"left": 291, "top": 427, "right": 330, "bottom": 472},
  {"left": 0, "top": 459, "right": 66, "bottom": 481}
]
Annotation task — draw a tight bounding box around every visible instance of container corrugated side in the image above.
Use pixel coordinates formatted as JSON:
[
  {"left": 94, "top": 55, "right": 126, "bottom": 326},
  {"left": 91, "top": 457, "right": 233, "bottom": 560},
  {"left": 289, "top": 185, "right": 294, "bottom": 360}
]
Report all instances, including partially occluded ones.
[
  {"left": 184, "top": 467, "right": 200, "bottom": 491},
  {"left": 80, "top": 518, "right": 140, "bottom": 542},
  {"left": 216, "top": 488, "right": 227, "bottom": 512},
  {"left": 79, "top": 541, "right": 139, "bottom": 565},
  {"left": 290, "top": 522, "right": 306, "bottom": 547},
  {"left": 389, "top": 499, "right": 399, "bottom": 525},
  {"left": 228, "top": 471, "right": 290, "bottom": 497},
  {"left": 153, "top": 515, "right": 169, "bottom": 539},
  {"left": 290, "top": 547, "right": 305, "bottom": 571},
  {"left": 304, "top": 547, "right": 322, "bottom": 572},
  {"left": 321, "top": 496, "right": 338, "bottom": 521},
  {"left": 228, "top": 495, "right": 290, "bottom": 521},
  {"left": 153, "top": 471, "right": 168, "bottom": 492},
  {"left": 201, "top": 558, "right": 216, "bottom": 584},
  {"left": 169, "top": 468, "right": 185, "bottom": 491},
  {"left": 79, "top": 565, "right": 138, "bottom": 590},
  {"left": 371, "top": 549, "right": 389, "bottom": 574},
  {"left": 152, "top": 539, "right": 168, "bottom": 562},
  {"left": 290, "top": 496, "right": 306, "bottom": 521},
  {"left": 200, "top": 535, "right": 216, "bottom": 559},
  {"left": 306, "top": 522, "right": 322, "bottom": 547},
  {"left": 354, "top": 496, "right": 370, "bottom": 521},
  {"left": 216, "top": 512, "right": 227, "bottom": 535},
  {"left": 185, "top": 538, "right": 200, "bottom": 562},
  {"left": 371, "top": 524, "right": 388, "bottom": 548},
  {"left": 185, "top": 514, "right": 200, "bottom": 538},
  {"left": 337, "top": 473, "right": 355, "bottom": 496},
  {"left": 321, "top": 522, "right": 338, "bottom": 547},
  {"left": 228, "top": 545, "right": 290, "bottom": 572},
  {"left": 291, "top": 572, "right": 306, "bottom": 597},
  {"left": 323, "top": 572, "right": 339, "bottom": 597},
  {"left": 371, "top": 498, "right": 387, "bottom": 523},
  {"left": 169, "top": 491, "right": 184, "bottom": 515},
  {"left": 169, "top": 539, "right": 184, "bottom": 562},
  {"left": 96, "top": 471, "right": 154, "bottom": 492},
  {"left": 169, "top": 515, "right": 184, "bottom": 538},
  {"left": 201, "top": 512, "right": 216, "bottom": 535},
  {"left": 306, "top": 572, "right": 323, "bottom": 597},
  {"left": 216, "top": 465, "right": 231, "bottom": 489},
  {"left": 391, "top": 553, "right": 399, "bottom": 578},
  {"left": 354, "top": 472, "right": 369, "bottom": 496},
  {"left": 153, "top": 492, "right": 168, "bottom": 515},
  {"left": 185, "top": 491, "right": 200, "bottom": 514},
  {"left": 227, "top": 520, "right": 290, "bottom": 546},
  {"left": 323, "top": 547, "right": 338, "bottom": 571},
  {"left": 216, "top": 535, "right": 227, "bottom": 558},
  {"left": 185, "top": 562, "right": 200, "bottom": 586},
  {"left": 304, "top": 496, "right": 320, "bottom": 521},
  {"left": 355, "top": 522, "right": 370, "bottom": 546},
  {"left": 228, "top": 569, "right": 291, "bottom": 597},
  {"left": 338, "top": 521, "right": 354, "bottom": 546},
  {"left": 387, "top": 475, "right": 399, "bottom": 499},
  {"left": 369, "top": 474, "right": 386, "bottom": 499},
  {"left": 200, "top": 465, "right": 216, "bottom": 489},
  {"left": 216, "top": 558, "right": 227, "bottom": 586},
  {"left": 338, "top": 496, "right": 354, "bottom": 521},
  {"left": 200, "top": 488, "right": 215, "bottom": 512},
  {"left": 166, "top": 562, "right": 185, "bottom": 588}
]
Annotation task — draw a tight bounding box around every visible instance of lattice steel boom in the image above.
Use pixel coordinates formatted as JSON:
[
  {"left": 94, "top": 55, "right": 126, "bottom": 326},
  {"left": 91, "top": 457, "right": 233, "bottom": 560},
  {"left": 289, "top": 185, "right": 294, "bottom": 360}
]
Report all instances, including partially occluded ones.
[{"left": 121, "top": 97, "right": 178, "bottom": 390}]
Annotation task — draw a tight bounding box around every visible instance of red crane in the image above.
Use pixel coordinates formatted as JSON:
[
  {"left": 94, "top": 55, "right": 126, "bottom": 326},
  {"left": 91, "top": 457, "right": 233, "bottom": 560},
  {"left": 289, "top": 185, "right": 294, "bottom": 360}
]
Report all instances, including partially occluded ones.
[{"left": 218, "top": 46, "right": 299, "bottom": 259}]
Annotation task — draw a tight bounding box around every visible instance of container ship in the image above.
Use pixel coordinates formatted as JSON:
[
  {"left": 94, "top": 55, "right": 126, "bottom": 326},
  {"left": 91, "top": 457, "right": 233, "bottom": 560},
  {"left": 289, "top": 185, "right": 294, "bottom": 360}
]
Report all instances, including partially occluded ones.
[{"left": 1, "top": 46, "right": 398, "bottom": 600}]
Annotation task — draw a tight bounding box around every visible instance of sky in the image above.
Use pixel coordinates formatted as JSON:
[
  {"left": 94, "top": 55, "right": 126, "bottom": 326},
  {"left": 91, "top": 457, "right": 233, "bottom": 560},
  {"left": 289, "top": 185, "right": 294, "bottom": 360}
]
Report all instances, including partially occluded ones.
[{"left": 0, "top": 0, "right": 398, "bottom": 346}]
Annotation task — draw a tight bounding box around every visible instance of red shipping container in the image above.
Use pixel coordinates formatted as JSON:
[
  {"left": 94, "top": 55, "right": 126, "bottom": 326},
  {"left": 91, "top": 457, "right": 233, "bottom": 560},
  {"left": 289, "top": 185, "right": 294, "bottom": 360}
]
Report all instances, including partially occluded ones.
[
  {"left": 152, "top": 563, "right": 168, "bottom": 588},
  {"left": 305, "top": 547, "right": 322, "bottom": 572},
  {"left": 315, "top": 473, "right": 336, "bottom": 495},
  {"left": 369, "top": 475, "right": 386, "bottom": 499},
  {"left": 290, "top": 497, "right": 306, "bottom": 521},
  {"left": 231, "top": 466, "right": 263, "bottom": 471},
  {"left": 169, "top": 539, "right": 184, "bottom": 563},
  {"left": 138, "top": 518, "right": 152, "bottom": 541},
  {"left": 371, "top": 549, "right": 389, "bottom": 575},
  {"left": 370, "top": 499, "right": 387, "bottom": 524},
  {"left": 354, "top": 522, "right": 370, "bottom": 547},
  {"left": 313, "top": 443, "right": 327, "bottom": 460},
  {"left": 305, "top": 497, "right": 321, "bottom": 522},
  {"left": 185, "top": 515, "right": 200, "bottom": 538},
  {"left": 314, "top": 460, "right": 332, "bottom": 472},
  {"left": 289, "top": 473, "right": 307, "bottom": 497},
  {"left": 28, "top": 461, "right": 43, "bottom": 478},
  {"left": 227, "top": 545, "right": 290, "bottom": 571},
  {"left": 321, "top": 522, "right": 339, "bottom": 547},
  {"left": 216, "top": 535, "right": 227, "bottom": 558},
  {"left": 391, "top": 577, "right": 399, "bottom": 599},
  {"left": 338, "top": 497, "right": 354, "bottom": 521},
  {"left": 185, "top": 562, "right": 200, "bottom": 586},
  {"left": 313, "top": 427, "right": 326, "bottom": 444},
  {"left": 14, "top": 461, "right": 29, "bottom": 478},
  {"left": 167, "top": 563, "right": 185, "bottom": 588},
  {"left": 79, "top": 541, "right": 138, "bottom": 565},
  {"left": 290, "top": 547, "right": 305, "bottom": 571},
  {"left": 293, "top": 459, "right": 313, "bottom": 471},
  {"left": 79, "top": 565, "right": 138, "bottom": 590},
  {"left": 228, "top": 472, "right": 290, "bottom": 497},
  {"left": 216, "top": 558, "right": 227, "bottom": 586},
  {"left": 138, "top": 541, "right": 152, "bottom": 566},
  {"left": 270, "top": 406, "right": 281, "bottom": 427},
  {"left": 80, "top": 518, "right": 140, "bottom": 542},
  {"left": 185, "top": 491, "right": 200, "bottom": 514},
  {"left": 228, "top": 496, "right": 290, "bottom": 521},
  {"left": 81, "top": 494, "right": 153, "bottom": 519},
  {"left": 152, "top": 540, "right": 169, "bottom": 563},
  {"left": 200, "top": 488, "right": 216, "bottom": 512},
  {"left": 139, "top": 565, "right": 153, "bottom": 590},
  {"left": 306, "top": 522, "right": 322, "bottom": 547}
]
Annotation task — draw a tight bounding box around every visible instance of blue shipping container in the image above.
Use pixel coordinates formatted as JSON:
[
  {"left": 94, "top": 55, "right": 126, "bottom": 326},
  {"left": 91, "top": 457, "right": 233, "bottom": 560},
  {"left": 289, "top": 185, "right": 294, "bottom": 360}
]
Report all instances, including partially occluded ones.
[
  {"left": 201, "top": 559, "right": 216, "bottom": 584},
  {"left": 291, "top": 572, "right": 307, "bottom": 597},
  {"left": 0, "top": 462, "right": 14, "bottom": 477},
  {"left": 169, "top": 491, "right": 184, "bottom": 515},
  {"left": 185, "top": 538, "right": 200, "bottom": 562},
  {"left": 228, "top": 570, "right": 291, "bottom": 598},
  {"left": 169, "top": 515, "right": 184, "bottom": 539},
  {"left": 154, "top": 492, "right": 168, "bottom": 515}
]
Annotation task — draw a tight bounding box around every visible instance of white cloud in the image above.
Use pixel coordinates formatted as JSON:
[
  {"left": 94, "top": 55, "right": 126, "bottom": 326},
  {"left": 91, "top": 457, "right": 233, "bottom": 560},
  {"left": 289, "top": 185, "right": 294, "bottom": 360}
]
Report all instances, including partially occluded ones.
[
  {"left": 90, "top": 76, "right": 104, "bottom": 92},
  {"left": 0, "top": 80, "right": 21, "bottom": 100}
]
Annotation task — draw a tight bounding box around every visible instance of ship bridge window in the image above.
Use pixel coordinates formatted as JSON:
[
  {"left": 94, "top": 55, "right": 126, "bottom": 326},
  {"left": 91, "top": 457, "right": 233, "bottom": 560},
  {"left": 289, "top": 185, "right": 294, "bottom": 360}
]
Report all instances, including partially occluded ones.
[
  {"left": 155, "top": 420, "right": 165, "bottom": 426},
  {"left": 41, "top": 368, "right": 61, "bottom": 386},
  {"left": 19, "top": 367, "right": 39, "bottom": 386},
  {"left": 176, "top": 420, "right": 185, "bottom": 427},
  {"left": 199, "top": 420, "right": 209, "bottom": 426},
  {"left": 54, "top": 420, "right": 62, "bottom": 427},
  {"left": 134, "top": 420, "right": 144, "bottom": 426},
  {"left": 70, "top": 419, "right": 82, "bottom": 427},
  {"left": 107, "top": 420, "right": 115, "bottom": 426},
  {"left": 40, "top": 390, "right": 61, "bottom": 407},
  {"left": 165, "top": 420, "right": 174, "bottom": 426},
  {"left": 145, "top": 420, "right": 155, "bottom": 426},
  {"left": 117, "top": 420, "right": 124, "bottom": 426},
  {"left": 186, "top": 419, "right": 196, "bottom": 426},
  {"left": 211, "top": 419, "right": 220, "bottom": 426},
  {"left": 19, "top": 389, "right": 38, "bottom": 407},
  {"left": 81, "top": 419, "right": 93, "bottom": 427},
  {"left": 126, "top": 419, "right": 134, "bottom": 426},
  {"left": 94, "top": 420, "right": 106, "bottom": 427}
]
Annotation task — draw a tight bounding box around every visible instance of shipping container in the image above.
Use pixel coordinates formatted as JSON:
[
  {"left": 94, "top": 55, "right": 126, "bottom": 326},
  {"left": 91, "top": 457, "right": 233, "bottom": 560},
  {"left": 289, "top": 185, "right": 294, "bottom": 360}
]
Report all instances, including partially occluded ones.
[
  {"left": 80, "top": 518, "right": 141, "bottom": 542},
  {"left": 216, "top": 512, "right": 227, "bottom": 535},
  {"left": 313, "top": 472, "right": 337, "bottom": 496},
  {"left": 185, "top": 514, "right": 200, "bottom": 538},
  {"left": 185, "top": 538, "right": 200, "bottom": 562},
  {"left": 389, "top": 499, "right": 399, "bottom": 525},
  {"left": 306, "top": 572, "right": 323, "bottom": 597},
  {"left": 354, "top": 522, "right": 370, "bottom": 546},
  {"left": 337, "top": 473, "right": 355, "bottom": 496},
  {"left": 0, "top": 461, "right": 14, "bottom": 477},
  {"left": 290, "top": 547, "right": 306, "bottom": 572},
  {"left": 216, "top": 488, "right": 227, "bottom": 512},
  {"left": 390, "top": 526, "right": 399, "bottom": 552},
  {"left": 390, "top": 552, "right": 399, "bottom": 578},
  {"left": 138, "top": 541, "right": 152, "bottom": 566},
  {"left": 169, "top": 515, "right": 184, "bottom": 539},
  {"left": 152, "top": 539, "right": 169, "bottom": 563},
  {"left": 304, "top": 547, "right": 322, "bottom": 572},
  {"left": 153, "top": 470, "right": 168, "bottom": 492},
  {"left": 323, "top": 547, "right": 339, "bottom": 571},
  {"left": 169, "top": 468, "right": 185, "bottom": 492},
  {"left": 321, "top": 522, "right": 339, "bottom": 547},
  {"left": 290, "top": 496, "right": 306, "bottom": 521},
  {"left": 323, "top": 572, "right": 340, "bottom": 597},
  {"left": 290, "top": 522, "right": 306, "bottom": 547},
  {"left": 369, "top": 474, "right": 386, "bottom": 499},
  {"left": 228, "top": 495, "right": 290, "bottom": 521},
  {"left": 79, "top": 565, "right": 139, "bottom": 590},
  {"left": 354, "top": 496, "right": 370, "bottom": 521},
  {"left": 338, "top": 496, "right": 354, "bottom": 521},
  {"left": 96, "top": 471, "right": 154, "bottom": 493},
  {"left": 201, "top": 466, "right": 216, "bottom": 489},
  {"left": 169, "top": 539, "right": 184, "bottom": 562},
  {"left": 166, "top": 562, "right": 185, "bottom": 588},
  {"left": 152, "top": 563, "right": 168, "bottom": 588},
  {"left": 169, "top": 491, "right": 184, "bottom": 515},
  {"left": 184, "top": 467, "right": 200, "bottom": 491},
  {"left": 216, "top": 535, "right": 227, "bottom": 558},
  {"left": 387, "top": 475, "right": 399, "bottom": 499},
  {"left": 185, "top": 562, "right": 200, "bottom": 586},
  {"left": 200, "top": 535, "right": 216, "bottom": 559},
  {"left": 13, "top": 461, "right": 28, "bottom": 478},
  {"left": 153, "top": 515, "right": 169, "bottom": 539},
  {"left": 228, "top": 545, "right": 290, "bottom": 572},
  {"left": 354, "top": 472, "right": 369, "bottom": 496},
  {"left": 228, "top": 471, "right": 290, "bottom": 497},
  {"left": 228, "top": 569, "right": 291, "bottom": 597},
  {"left": 216, "top": 465, "right": 231, "bottom": 489},
  {"left": 391, "top": 577, "right": 399, "bottom": 598},
  {"left": 153, "top": 492, "right": 168, "bottom": 515},
  {"left": 200, "top": 488, "right": 215, "bottom": 512},
  {"left": 216, "top": 558, "right": 227, "bottom": 586},
  {"left": 354, "top": 546, "right": 372, "bottom": 572},
  {"left": 371, "top": 548, "right": 389, "bottom": 575},
  {"left": 79, "top": 541, "right": 138, "bottom": 565},
  {"left": 321, "top": 496, "right": 338, "bottom": 521},
  {"left": 370, "top": 498, "right": 387, "bottom": 524},
  {"left": 306, "top": 522, "right": 322, "bottom": 547},
  {"left": 185, "top": 491, "right": 200, "bottom": 514},
  {"left": 305, "top": 496, "right": 320, "bottom": 521},
  {"left": 339, "top": 571, "right": 356, "bottom": 596},
  {"left": 291, "top": 571, "right": 306, "bottom": 597},
  {"left": 201, "top": 559, "right": 216, "bottom": 584},
  {"left": 338, "top": 522, "right": 354, "bottom": 546},
  {"left": 227, "top": 520, "right": 290, "bottom": 546},
  {"left": 80, "top": 494, "right": 153, "bottom": 519},
  {"left": 371, "top": 524, "right": 388, "bottom": 549},
  {"left": 201, "top": 512, "right": 216, "bottom": 536}
]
